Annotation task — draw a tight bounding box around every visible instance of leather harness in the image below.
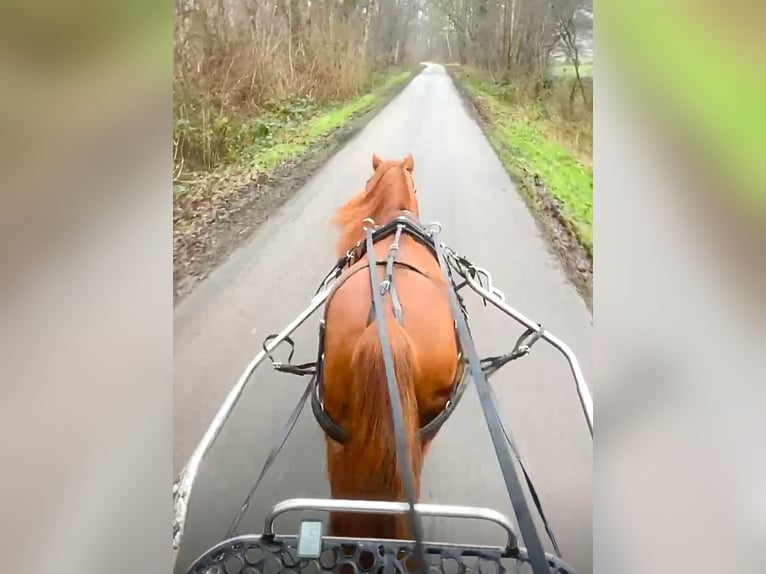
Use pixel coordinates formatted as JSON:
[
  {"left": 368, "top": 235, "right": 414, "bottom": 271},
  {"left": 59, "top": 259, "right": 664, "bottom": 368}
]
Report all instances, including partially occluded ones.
[{"left": 310, "top": 212, "right": 469, "bottom": 445}]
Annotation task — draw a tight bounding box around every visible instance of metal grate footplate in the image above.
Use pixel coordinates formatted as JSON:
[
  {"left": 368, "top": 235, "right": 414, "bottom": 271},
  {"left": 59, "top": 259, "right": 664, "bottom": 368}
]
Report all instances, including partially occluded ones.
[{"left": 185, "top": 536, "right": 575, "bottom": 574}]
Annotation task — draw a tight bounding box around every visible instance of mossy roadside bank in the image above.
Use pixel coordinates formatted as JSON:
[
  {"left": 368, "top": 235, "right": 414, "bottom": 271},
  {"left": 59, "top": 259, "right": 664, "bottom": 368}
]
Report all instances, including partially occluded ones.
[
  {"left": 173, "top": 66, "right": 422, "bottom": 302},
  {"left": 448, "top": 65, "right": 593, "bottom": 307}
]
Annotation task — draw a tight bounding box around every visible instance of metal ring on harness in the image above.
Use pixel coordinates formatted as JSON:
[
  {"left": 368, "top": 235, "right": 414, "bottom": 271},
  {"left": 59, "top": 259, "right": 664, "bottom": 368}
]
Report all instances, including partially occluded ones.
[
  {"left": 362, "top": 217, "right": 376, "bottom": 232},
  {"left": 427, "top": 222, "right": 442, "bottom": 235}
]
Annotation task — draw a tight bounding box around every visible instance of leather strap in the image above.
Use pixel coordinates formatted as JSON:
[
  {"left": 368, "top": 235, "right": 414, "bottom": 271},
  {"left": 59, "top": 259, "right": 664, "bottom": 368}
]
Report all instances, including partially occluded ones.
[
  {"left": 365, "top": 227, "right": 426, "bottom": 573},
  {"left": 226, "top": 379, "right": 313, "bottom": 538},
  {"left": 382, "top": 225, "right": 404, "bottom": 322},
  {"left": 347, "top": 213, "right": 438, "bottom": 266},
  {"left": 486, "top": 381, "right": 562, "bottom": 557}
]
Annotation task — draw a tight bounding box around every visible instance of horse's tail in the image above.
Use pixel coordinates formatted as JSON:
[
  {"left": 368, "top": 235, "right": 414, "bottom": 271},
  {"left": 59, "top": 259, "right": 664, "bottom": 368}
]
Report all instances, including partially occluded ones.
[{"left": 348, "top": 315, "right": 421, "bottom": 503}]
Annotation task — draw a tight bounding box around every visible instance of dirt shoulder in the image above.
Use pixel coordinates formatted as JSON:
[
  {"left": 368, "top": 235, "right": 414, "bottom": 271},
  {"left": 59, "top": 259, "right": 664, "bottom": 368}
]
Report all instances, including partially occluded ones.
[
  {"left": 447, "top": 66, "right": 593, "bottom": 308},
  {"left": 173, "top": 67, "right": 422, "bottom": 303}
]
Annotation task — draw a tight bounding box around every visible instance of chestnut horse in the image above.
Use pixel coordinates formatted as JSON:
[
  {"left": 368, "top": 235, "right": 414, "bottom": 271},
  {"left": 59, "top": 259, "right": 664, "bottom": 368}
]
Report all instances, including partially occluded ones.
[{"left": 321, "top": 153, "right": 461, "bottom": 539}]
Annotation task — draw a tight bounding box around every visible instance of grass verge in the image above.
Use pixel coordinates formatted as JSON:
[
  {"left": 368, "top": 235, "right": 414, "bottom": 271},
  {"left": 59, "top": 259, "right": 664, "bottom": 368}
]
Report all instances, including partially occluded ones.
[
  {"left": 449, "top": 66, "right": 593, "bottom": 304},
  {"left": 548, "top": 62, "right": 594, "bottom": 78},
  {"left": 173, "top": 66, "right": 418, "bottom": 301}
]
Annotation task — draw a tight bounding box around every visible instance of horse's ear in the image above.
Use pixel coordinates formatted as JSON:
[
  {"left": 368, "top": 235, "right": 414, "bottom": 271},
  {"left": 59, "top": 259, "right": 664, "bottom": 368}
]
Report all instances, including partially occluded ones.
[
  {"left": 403, "top": 154, "right": 414, "bottom": 173},
  {"left": 372, "top": 154, "right": 382, "bottom": 170}
]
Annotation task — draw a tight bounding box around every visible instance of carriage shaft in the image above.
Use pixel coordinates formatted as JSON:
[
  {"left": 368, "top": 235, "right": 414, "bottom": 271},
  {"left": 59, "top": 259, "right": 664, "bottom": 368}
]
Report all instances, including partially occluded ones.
[{"left": 461, "top": 269, "right": 593, "bottom": 435}]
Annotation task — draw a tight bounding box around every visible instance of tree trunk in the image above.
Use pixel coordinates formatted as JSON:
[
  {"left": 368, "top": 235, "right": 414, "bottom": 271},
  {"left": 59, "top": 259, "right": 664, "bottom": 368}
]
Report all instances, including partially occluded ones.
[
  {"left": 361, "top": 0, "right": 374, "bottom": 60},
  {"left": 572, "top": 47, "right": 590, "bottom": 106}
]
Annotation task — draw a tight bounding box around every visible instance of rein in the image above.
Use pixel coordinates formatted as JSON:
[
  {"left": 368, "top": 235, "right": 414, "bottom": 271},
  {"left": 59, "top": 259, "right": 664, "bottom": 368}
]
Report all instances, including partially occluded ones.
[{"left": 361, "top": 222, "right": 426, "bottom": 569}]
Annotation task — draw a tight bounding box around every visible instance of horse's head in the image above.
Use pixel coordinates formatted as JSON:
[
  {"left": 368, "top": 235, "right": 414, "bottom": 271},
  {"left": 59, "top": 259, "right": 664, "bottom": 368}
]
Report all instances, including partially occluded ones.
[
  {"left": 333, "top": 153, "right": 419, "bottom": 257},
  {"left": 365, "top": 153, "right": 419, "bottom": 216},
  {"left": 364, "top": 154, "right": 419, "bottom": 219}
]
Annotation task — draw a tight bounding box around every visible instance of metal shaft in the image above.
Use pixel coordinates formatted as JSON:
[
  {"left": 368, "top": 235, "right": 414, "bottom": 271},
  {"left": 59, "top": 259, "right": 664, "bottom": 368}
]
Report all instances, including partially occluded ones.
[{"left": 461, "top": 266, "right": 593, "bottom": 435}]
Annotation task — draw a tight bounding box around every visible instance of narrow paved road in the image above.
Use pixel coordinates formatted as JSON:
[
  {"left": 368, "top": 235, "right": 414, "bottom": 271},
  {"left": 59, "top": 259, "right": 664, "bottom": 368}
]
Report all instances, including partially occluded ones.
[{"left": 174, "top": 64, "right": 593, "bottom": 574}]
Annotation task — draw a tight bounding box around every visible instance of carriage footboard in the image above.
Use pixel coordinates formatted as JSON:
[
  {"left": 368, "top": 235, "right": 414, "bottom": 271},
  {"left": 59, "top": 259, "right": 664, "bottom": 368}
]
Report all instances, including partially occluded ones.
[
  {"left": 183, "top": 534, "right": 576, "bottom": 574},
  {"left": 183, "top": 498, "right": 577, "bottom": 574}
]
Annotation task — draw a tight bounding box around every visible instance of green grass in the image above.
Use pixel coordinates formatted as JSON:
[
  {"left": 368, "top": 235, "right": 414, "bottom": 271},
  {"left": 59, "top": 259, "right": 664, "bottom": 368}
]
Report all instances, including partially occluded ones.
[
  {"left": 548, "top": 62, "right": 593, "bottom": 78},
  {"left": 255, "top": 141, "right": 307, "bottom": 170},
  {"left": 246, "top": 69, "right": 412, "bottom": 173},
  {"left": 306, "top": 70, "right": 412, "bottom": 139},
  {"left": 304, "top": 70, "right": 411, "bottom": 140},
  {"left": 456, "top": 69, "right": 593, "bottom": 251},
  {"left": 306, "top": 94, "right": 375, "bottom": 139}
]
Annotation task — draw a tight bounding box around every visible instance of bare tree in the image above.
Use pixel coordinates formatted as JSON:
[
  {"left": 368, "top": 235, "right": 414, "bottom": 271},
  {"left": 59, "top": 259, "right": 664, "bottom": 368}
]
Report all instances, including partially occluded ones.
[
  {"left": 425, "top": 0, "right": 570, "bottom": 90},
  {"left": 552, "top": 0, "right": 590, "bottom": 106},
  {"left": 173, "top": 0, "right": 439, "bottom": 169}
]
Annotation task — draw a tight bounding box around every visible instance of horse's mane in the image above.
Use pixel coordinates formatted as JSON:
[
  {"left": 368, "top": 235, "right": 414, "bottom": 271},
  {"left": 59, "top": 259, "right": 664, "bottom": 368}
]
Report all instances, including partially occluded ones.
[{"left": 333, "top": 161, "right": 412, "bottom": 256}]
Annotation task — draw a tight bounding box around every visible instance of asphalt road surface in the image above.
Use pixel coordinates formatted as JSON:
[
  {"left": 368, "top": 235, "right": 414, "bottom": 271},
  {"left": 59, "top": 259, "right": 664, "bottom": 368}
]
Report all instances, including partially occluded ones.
[{"left": 174, "top": 64, "right": 593, "bottom": 574}]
